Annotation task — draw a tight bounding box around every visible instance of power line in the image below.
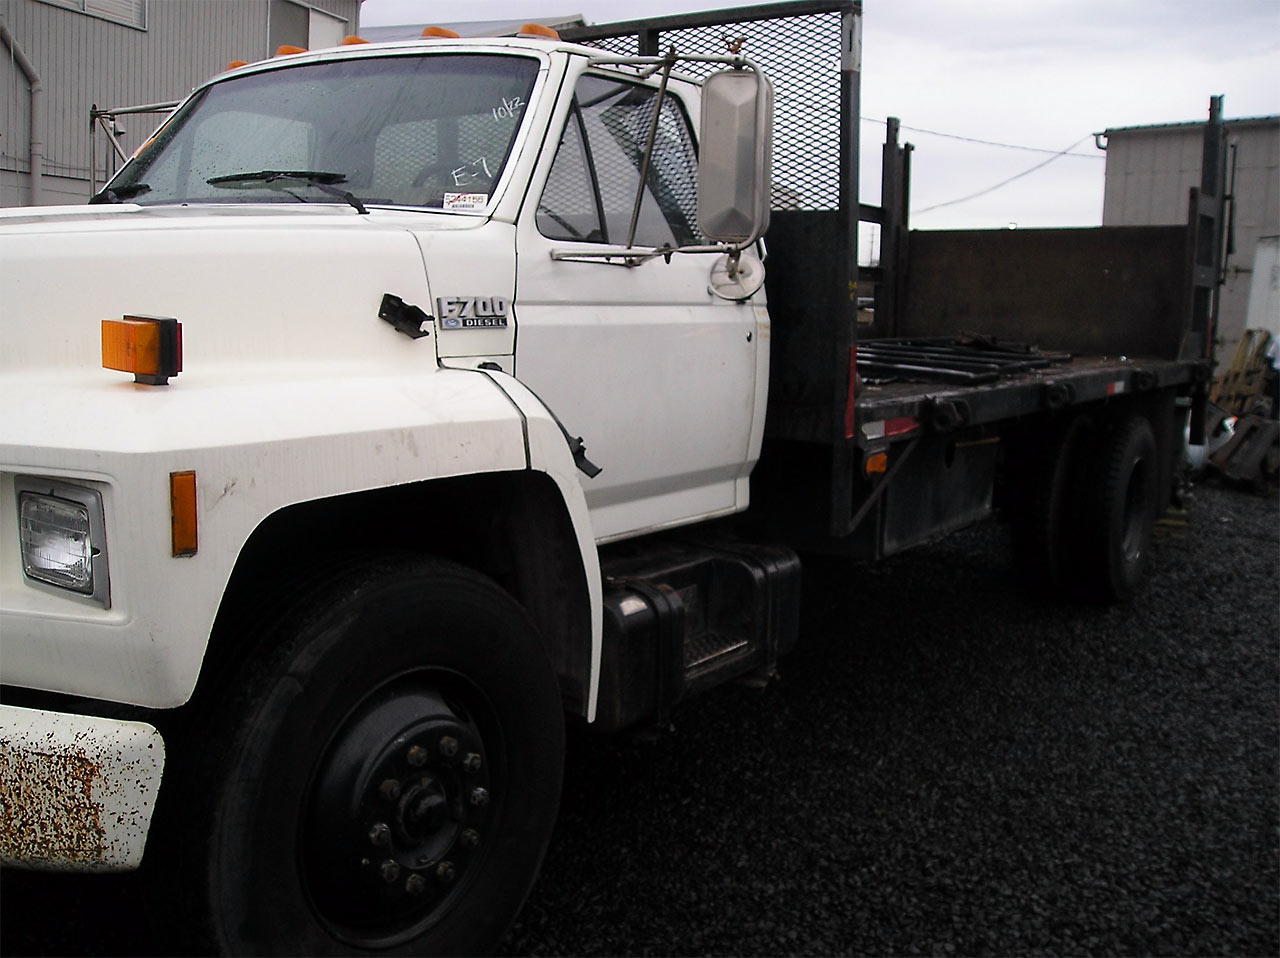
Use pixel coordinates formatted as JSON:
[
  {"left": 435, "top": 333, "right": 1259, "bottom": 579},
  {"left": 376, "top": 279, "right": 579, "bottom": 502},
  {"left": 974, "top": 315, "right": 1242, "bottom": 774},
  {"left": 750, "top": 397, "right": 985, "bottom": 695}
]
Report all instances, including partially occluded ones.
[
  {"left": 861, "top": 116, "right": 1103, "bottom": 159},
  {"left": 911, "top": 135, "right": 1097, "bottom": 215}
]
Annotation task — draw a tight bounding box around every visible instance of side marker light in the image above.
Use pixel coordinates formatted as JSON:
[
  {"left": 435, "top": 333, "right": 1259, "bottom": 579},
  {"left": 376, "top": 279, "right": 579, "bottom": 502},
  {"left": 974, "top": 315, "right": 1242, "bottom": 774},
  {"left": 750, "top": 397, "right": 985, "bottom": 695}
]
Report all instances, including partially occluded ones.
[{"left": 170, "top": 471, "right": 198, "bottom": 557}]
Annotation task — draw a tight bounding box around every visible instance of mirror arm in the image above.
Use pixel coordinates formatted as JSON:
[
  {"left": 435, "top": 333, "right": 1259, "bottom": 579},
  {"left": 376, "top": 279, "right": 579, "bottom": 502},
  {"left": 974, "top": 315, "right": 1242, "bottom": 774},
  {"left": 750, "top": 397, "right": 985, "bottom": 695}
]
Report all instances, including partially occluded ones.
[
  {"left": 625, "top": 46, "right": 677, "bottom": 251},
  {"left": 550, "top": 242, "right": 741, "bottom": 267},
  {"left": 586, "top": 51, "right": 761, "bottom": 76}
]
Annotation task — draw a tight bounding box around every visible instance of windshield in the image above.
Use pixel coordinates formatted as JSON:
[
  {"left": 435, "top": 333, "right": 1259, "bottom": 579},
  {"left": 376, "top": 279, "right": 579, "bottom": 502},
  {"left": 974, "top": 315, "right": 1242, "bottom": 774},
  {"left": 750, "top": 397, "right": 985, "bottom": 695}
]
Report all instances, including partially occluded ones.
[{"left": 110, "top": 52, "right": 540, "bottom": 211}]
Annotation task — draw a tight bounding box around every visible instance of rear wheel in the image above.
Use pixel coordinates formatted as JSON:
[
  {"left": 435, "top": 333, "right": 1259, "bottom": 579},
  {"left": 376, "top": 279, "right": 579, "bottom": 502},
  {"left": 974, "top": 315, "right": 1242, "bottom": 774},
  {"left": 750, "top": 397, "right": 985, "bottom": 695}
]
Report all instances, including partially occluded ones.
[
  {"left": 153, "top": 558, "right": 564, "bottom": 956},
  {"left": 1079, "top": 416, "right": 1160, "bottom": 602},
  {"left": 1008, "top": 415, "right": 1093, "bottom": 597}
]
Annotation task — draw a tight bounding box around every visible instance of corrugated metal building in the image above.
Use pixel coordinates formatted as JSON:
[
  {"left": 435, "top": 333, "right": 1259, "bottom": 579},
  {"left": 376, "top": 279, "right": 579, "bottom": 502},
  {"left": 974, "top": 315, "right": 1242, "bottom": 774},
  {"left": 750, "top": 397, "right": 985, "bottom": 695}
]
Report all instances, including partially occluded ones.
[
  {"left": 1, "top": 0, "right": 361, "bottom": 207},
  {"left": 1100, "top": 110, "right": 1280, "bottom": 368}
]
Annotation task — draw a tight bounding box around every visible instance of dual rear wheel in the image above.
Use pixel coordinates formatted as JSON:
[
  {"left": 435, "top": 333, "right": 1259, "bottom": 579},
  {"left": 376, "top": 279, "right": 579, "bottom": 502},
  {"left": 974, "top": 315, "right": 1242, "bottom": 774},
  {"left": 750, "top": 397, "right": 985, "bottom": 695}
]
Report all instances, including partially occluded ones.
[{"left": 1011, "top": 411, "right": 1162, "bottom": 602}]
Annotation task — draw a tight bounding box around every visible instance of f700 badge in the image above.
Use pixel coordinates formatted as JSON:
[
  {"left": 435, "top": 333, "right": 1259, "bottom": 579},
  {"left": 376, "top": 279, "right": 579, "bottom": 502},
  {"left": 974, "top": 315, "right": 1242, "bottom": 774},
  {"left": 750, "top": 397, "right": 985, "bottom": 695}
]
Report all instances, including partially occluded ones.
[{"left": 436, "top": 296, "right": 509, "bottom": 329}]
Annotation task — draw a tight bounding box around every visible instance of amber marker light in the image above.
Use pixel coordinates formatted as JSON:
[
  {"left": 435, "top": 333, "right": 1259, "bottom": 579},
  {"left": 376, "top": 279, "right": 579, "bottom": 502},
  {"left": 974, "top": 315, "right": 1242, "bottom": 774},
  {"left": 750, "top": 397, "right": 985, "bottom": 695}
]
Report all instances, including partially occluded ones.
[
  {"left": 422, "top": 26, "right": 461, "bottom": 38},
  {"left": 102, "top": 315, "right": 182, "bottom": 385},
  {"left": 227, "top": 59, "right": 249, "bottom": 69},
  {"left": 275, "top": 44, "right": 307, "bottom": 55},
  {"left": 170, "top": 471, "right": 198, "bottom": 557},
  {"left": 518, "top": 23, "right": 560, "bottom": 39},
  {"left": 341, "top": 35, "right": 369, "bottom": 44},
  {"left": 865, "top": 451, "right": 888, "bottom": 476}
]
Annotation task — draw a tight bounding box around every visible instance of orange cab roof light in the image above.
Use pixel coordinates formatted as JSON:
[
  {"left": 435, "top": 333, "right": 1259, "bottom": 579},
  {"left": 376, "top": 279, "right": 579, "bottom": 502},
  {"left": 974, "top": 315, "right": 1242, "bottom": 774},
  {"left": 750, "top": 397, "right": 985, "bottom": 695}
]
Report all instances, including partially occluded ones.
[
  {"left": 422, "top": 26, "right": 460, "bottom": 38},
  {"left": 518, "top": 23, "right": 560, "bottom": 39},
  {"left": 226, "top": 59, "right": 249, "bottom": 70},
  {"left": 275, "top": 44, "right": 307, "bottom": 56},
  {"left": 341, "top": 35, "right": 369, "bottom": 45}
]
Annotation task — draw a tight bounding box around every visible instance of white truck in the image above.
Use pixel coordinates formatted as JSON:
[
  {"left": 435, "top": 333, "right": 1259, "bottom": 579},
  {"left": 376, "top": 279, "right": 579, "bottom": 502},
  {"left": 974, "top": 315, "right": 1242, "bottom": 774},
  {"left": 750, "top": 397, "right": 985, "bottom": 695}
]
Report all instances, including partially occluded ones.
[{"left": 0, "top": 3, "right": 1226, "bottom": 954}]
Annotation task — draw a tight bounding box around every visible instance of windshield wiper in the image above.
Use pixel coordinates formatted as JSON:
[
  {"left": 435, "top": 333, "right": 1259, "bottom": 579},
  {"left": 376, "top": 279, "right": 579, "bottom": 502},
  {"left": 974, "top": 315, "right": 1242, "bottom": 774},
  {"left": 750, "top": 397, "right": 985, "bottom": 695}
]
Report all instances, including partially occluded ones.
[
  {"left": 89, "top": 182, "right": 151, "bottom": 204},
  {"left": 207, "top": 170, "right": 368, "bottom": 214}
]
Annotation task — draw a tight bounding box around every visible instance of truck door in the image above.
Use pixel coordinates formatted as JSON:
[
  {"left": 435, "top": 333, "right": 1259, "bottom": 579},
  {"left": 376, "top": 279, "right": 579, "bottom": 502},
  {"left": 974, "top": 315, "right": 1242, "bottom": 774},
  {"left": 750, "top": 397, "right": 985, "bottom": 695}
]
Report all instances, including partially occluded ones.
[{"left": 514, "top": 73, "right": 763, "bottom": 542}]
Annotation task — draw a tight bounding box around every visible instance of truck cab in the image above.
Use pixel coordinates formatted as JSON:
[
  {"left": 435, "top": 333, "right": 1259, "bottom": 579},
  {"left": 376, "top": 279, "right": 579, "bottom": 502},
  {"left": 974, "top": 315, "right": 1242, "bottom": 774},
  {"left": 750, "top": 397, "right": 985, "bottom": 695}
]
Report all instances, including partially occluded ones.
[{"left": 1, "top": 29, "right": 778, "bottom": 955}]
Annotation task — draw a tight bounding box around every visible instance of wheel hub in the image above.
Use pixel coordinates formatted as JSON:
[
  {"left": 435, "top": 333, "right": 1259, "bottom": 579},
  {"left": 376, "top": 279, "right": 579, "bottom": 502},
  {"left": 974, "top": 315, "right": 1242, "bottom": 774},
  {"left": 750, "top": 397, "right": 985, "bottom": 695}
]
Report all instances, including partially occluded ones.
[{"left": 302, "top": 677, "right": 497, "bottom": 945}]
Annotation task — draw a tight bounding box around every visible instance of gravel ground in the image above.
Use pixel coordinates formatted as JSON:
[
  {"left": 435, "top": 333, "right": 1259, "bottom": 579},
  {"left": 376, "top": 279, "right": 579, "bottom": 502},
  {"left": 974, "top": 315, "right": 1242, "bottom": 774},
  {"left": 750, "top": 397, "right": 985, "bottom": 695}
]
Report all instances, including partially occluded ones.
[{"left": 2, "top": 478, "right": 1277, "bottom": 956}]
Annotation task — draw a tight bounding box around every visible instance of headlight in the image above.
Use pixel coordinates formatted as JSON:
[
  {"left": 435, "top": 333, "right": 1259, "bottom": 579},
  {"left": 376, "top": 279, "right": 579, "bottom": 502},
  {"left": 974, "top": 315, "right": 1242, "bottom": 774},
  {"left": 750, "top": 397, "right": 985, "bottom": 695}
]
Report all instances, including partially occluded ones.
[{"left": 15, "top": 477, "right": 111, "bottom": 607}]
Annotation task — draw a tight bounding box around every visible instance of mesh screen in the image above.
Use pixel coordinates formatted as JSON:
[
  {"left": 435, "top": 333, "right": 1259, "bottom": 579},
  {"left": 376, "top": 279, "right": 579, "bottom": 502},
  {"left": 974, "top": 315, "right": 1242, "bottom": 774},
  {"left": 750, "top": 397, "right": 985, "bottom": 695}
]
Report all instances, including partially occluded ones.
[{"left": 571, "top": 10, "right": 845, "bottom": 210}]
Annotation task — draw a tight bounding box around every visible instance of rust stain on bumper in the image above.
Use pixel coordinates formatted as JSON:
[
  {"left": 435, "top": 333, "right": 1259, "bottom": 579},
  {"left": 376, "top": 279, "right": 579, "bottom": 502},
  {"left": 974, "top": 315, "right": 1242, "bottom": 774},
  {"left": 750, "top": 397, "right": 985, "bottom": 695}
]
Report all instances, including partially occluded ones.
[
  {"left": 1, "top": 742, "right": 108, "bottom": 865},
  {"left": 0, "top": 706, "right": 164, "bottom": 872}
]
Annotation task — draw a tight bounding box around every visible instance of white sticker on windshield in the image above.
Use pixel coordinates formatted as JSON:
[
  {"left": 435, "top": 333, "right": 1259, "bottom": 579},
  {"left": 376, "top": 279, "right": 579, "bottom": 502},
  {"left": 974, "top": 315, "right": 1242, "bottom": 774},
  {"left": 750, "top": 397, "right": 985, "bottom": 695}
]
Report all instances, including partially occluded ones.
[{"left": 443, "top": 192, "right": 488, "bottom": 212}]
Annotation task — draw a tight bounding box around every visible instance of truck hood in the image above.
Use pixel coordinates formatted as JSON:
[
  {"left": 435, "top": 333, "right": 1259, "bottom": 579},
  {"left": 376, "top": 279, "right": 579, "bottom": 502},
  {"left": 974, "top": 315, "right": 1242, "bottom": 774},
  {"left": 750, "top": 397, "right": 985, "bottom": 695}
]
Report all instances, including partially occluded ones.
[{"left": 0, "top": 204, "right": 476, "bottom": 378}]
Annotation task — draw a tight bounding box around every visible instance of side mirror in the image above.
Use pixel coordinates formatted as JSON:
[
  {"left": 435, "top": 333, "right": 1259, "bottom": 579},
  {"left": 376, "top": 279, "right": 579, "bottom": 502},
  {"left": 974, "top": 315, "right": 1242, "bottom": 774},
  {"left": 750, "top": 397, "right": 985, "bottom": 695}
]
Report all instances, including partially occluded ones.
[{"left": 697, "top": 67, "right": 773, "bottom": 246}]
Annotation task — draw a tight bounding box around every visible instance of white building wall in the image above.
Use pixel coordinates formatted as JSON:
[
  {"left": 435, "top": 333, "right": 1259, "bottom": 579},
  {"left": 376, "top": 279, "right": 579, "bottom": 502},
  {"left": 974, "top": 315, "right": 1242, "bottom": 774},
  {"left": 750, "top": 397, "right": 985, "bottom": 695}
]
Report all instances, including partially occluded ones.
[{"left": 1102, "top": 116, "right": 1280, "bottom": 369}]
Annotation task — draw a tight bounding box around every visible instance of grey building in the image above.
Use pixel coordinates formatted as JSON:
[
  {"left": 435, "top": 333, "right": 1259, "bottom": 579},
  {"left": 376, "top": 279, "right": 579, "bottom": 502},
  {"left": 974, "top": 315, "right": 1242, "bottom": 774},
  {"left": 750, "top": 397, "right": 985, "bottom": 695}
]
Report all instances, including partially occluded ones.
[
  {"left": 1100, "top": 109, "right": 1280, "bottom": 368},
  {"left": 1, "top": 0, "right": 361, "bottom": 207}
]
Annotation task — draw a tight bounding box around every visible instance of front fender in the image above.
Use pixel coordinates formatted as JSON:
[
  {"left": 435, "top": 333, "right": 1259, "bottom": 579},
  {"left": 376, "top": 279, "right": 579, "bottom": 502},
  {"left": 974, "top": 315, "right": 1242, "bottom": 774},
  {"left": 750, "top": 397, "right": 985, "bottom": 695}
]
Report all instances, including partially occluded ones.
[
  {"left": 0, "top": 366, "right": 593, "bottom": 709},
  {"left": 477, "top": 370, "right": 604, "bottom": 722}
]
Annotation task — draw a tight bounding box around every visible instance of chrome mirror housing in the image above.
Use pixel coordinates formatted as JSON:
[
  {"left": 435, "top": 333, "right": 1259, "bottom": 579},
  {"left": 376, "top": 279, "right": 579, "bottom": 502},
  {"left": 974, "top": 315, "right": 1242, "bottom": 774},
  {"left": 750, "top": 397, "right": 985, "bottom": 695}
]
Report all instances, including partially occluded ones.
[{"left": 697, "top": 67, "right": 773, "bottom": 246}]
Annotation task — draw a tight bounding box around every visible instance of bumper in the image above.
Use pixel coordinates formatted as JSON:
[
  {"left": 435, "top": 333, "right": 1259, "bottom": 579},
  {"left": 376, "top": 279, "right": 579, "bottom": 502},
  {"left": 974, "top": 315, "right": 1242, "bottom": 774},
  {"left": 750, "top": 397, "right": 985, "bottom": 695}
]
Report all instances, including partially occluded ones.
[{"left": 0, "top": 704, "right": 164, "bottom": 871}]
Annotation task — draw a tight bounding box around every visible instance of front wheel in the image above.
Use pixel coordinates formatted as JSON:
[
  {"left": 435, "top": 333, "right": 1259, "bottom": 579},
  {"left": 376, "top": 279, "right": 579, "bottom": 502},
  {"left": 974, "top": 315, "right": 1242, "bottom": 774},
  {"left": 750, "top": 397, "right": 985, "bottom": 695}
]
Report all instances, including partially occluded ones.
[{"left": 153, "top": 558, "right": 564, "bottom": 956}]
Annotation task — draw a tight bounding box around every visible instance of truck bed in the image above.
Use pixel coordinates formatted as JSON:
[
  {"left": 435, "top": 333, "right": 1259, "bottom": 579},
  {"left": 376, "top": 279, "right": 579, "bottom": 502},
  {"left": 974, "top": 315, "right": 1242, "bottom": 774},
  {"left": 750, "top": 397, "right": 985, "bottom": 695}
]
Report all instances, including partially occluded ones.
[
  {"left": 853, "top": 348, "right": 1204, "bottom": 438},
  {"left": 762, "top": 210, "right": 1209, "bottom": 448}
]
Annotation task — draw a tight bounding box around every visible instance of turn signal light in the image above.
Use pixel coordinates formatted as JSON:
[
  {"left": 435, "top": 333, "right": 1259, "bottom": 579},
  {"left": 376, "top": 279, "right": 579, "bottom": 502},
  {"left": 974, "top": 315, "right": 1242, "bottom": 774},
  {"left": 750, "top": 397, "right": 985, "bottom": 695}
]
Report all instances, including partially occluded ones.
[
  {"left": 422, "top": 26, "right": 460, "bottom": 38},
  {"left": 102, "top": 315, "right": 182, "bottom": 385},
  {"left": 519, "top": 23, "right": 560, "bottom": 39}
]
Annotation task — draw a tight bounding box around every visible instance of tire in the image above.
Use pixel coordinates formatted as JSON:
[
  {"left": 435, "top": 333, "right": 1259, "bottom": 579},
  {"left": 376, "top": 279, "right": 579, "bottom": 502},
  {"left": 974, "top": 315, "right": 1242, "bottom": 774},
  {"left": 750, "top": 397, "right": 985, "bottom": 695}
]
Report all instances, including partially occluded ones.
[
  {"left": 152, "top": 558, "right": 564, "bottom": 956},
  {"left": 1008, "top": 416, "right": 1093, "bottom": 597},
  {"left": 1079, "top": 415, "right": 1160, "bottom": 602}
]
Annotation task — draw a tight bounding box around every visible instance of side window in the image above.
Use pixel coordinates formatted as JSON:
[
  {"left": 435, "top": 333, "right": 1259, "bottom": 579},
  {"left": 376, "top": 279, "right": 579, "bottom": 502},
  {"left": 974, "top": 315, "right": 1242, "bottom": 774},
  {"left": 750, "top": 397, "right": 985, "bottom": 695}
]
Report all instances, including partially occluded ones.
[
  {"left": 538, "top": 74, "right": 701, "bottom": 247},
  {"left": 537, "top": 105, "right": 603, "bottom": 241}
]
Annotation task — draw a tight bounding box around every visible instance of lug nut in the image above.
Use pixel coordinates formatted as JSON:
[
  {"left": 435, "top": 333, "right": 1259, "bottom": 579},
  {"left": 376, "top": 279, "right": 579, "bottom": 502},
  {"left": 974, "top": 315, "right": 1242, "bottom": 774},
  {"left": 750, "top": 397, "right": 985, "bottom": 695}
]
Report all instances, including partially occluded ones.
[
  {"left": 379, "top": 778, "right": 402, "bottom": 801},
  {"left": 406, "top": 744, "right": 429, "bottom": 767},
  {"left": 436, "top": 860, "right": 457, "bottom": 883},
  {"left": 379, "top": 859, "right": 401, "bottom": 883},
  {"left": 469, "top": 787, "right": 490, "bottom": 808},
  {"left": 462, "top": 752, "right": 482, "bottom": 772},
  {"left": 438, "top": 735, "right": 459, "bottom": 757},
  {"left": 461, "top": 828, "right": 481, "bottom": 848},
  {"left": 368, "top": 822, "right": 391, "bottom": 846},
  {"left": 405, "top": 873, "right": 428, "bottom": 896}
]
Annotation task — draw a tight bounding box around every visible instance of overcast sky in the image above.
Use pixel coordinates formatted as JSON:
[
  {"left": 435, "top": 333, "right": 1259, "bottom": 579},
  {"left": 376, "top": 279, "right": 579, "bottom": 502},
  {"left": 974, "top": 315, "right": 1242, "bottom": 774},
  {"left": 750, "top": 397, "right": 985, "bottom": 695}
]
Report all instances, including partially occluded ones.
[{"left": 358, "top": 0, "right": 1279, "bottom": 232}]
